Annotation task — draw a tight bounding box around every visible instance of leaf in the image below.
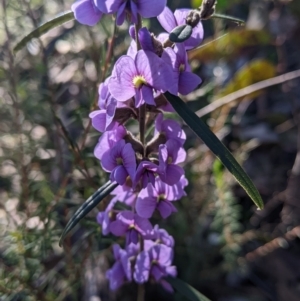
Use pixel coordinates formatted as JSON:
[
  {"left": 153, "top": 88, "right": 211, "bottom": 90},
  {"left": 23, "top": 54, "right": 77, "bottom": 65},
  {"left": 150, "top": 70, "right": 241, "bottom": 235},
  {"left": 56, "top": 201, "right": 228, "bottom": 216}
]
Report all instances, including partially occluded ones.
[
  {"left": 164, "top": 92, "right": 264, "bottom": 210},
  {"left": 217, "top": 59, "right": 276, "bottom": 100},
  {"left": 166, "top": 277, "right": 212, "bottom": 301},
  {"left": 189, "top": 29, "right": 271, "bottom": 62},
  {"left": 14, "top": 11, "right": 74, "bottom": 53},
  {"left": 59, "top": 181, "right": 118, "bottom": 246}
]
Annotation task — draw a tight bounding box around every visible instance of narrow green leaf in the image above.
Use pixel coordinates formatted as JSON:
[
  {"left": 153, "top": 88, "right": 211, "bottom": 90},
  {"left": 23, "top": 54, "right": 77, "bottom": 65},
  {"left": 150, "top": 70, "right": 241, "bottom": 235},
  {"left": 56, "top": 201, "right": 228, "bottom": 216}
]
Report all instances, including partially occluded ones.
[
  {"left": 59, "top": 181, "right": 118, "bottom": 246},
  {"left": 211, "top": 13, "right": 245, "bottom": 26},
  {"left": 14, "top": 11, "right": 74, "bottom": 53},
  {"left": 166, "top": 277, "right": 212, "bottom": 301},
  {"left": 164, "top": 92, "right": 264, "bottom": 210}
]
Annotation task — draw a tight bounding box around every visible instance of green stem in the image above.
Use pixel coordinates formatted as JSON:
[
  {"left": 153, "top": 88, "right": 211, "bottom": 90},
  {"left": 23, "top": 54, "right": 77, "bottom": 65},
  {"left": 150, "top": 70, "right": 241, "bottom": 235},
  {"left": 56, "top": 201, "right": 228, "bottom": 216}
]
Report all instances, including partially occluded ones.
[
  {"left": 139, "top": 104, "right": 146, "bottom": 153},
  {"left": 211, "top": 13, "right": 245, "bottom": 26},
  {"left": 134, "top": 14, "right": 146, "bottom": 155},
  {"left": 134, "top": 14, "right": 142, "bottom": 51},
  {"left": 137, "top": 284, "right": 145, "bottom": 301}
]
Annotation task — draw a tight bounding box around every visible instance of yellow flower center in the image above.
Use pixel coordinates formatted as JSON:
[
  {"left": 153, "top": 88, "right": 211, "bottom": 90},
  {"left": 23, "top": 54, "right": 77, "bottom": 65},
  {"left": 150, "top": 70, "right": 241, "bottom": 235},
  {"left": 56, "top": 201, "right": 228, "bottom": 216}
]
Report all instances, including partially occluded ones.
[
  {"left": 157, "top": 194, "right": 165, "bottom": 202},
  {"left": 133, "top": 75, "right": 147, "bottom": 88},
  {"left": 116, "top": 157, "right": 123, "bottom": 165},
  {"left": 167, "top": 156, "right": 173, "bottom": 164},
  {"left": 179, "top": 63, "right": 185, "bottom": 72}
]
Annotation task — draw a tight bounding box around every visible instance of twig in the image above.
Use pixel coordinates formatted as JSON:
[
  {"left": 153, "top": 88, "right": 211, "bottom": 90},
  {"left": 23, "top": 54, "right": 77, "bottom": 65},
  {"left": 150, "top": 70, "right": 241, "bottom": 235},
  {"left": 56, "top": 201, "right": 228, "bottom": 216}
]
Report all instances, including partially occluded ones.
[
  {"left": 195, "top": 69, "right": 300, "bottom": 117},
  {"left": 80, "top": 21, "right": 118, "bottom": 150},
  {"left": 245, "top": 226, "right": 300, "bottom": 262}
]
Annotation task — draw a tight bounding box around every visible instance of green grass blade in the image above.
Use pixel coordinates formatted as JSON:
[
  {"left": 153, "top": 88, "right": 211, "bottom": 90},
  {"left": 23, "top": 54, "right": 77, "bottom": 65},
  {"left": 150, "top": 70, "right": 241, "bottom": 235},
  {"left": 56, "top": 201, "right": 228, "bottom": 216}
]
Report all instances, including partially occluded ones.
[
  {"left": 212, "top": 13, "right": 245, "bottom": 25},
  {"left": 166, "top": 277, "right": 212, "bottom": 301},
  {"left": 59, "top": 181, "right": 118, "bottom": 246},
  {"left": 164, "top": 92, "right": 264, "bottom": 210},
  {"left": 14, "top": 11, "right": 74, "bottom": 53}
]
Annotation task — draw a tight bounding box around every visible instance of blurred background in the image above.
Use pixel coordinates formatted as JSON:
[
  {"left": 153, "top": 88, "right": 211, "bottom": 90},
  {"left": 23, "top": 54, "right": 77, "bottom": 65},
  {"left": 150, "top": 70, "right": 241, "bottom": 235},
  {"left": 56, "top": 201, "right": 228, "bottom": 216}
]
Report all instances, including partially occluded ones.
[{"left": 1, "top": 0, "right": 300, "bottom": 300}]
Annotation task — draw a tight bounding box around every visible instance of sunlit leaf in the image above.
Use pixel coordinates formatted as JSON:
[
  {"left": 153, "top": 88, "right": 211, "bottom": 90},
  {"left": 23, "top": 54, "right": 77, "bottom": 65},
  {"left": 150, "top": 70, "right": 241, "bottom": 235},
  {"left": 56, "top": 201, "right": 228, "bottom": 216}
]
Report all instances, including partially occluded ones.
[
  {"left": 217, "top": 59, "right": 276, "bottom": 100},
  {"left": 59, "top": 181, "right": 118, "bottom": 246},
  {"left": 164, "top": 92, "right": 264, "bottom": 210},
  {"left": 14, "top": 11, "right": 74, "bottom": 53},
  {"left": 189, "top": 29, "right": 271, "bottom": 61},
  {"left": 166, "top": 277, "right": 212, "bottom": 301},
  {"left": 192, "top": 0, "right": 242, "bottom": 10}
]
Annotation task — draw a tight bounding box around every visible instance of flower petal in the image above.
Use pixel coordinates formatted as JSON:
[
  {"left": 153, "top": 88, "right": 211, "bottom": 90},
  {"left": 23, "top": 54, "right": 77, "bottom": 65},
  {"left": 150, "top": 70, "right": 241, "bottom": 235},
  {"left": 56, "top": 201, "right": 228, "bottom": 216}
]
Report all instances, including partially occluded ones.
[
  {"left": 136, "top": 195, "right": 157, "bottom": 218},
  {"left": 157, "top": 200, "right": 177, "bottom": 219},
  {"left": 160, "top": 164, "right": 184, "bottom": 185},
  {"left": 141, "top": 85, "right": 155, "bottom": 106},
  {"left": 111, "top": 165, "right": 128, "bottom": 185},
  {"left": 179, "top": 71, "right": 202, "bottom": 95},
  {"left": 95, "top": 0, "right": 122, "bottom": 13},
  {"left": 110, "top": 220, "right": 128, "bottom": 237},
  {"left": 116, "top": 1, "right": 126, "bottom": 25},
  {"left": 72, "top": 0, "right": 102, "bottom": 26},
  {"left": 89, "top": 110, "right": 106, "bottom": 132},
  {"left": 157, "top": 6, "right": 177, "bottom": 32},
  {"left": 106, "top": 261, "right": 125, "bottom": 290},
  {"left": 134, "top": 251, "right": 150, "bottom": 283},
  {"left": 134, "top": 214, "right": 153, "bottom": 235},
  {"left": 122, "top": 143, "right": 136, "bottom": 177},
  {"left": 138, "top": 0, "right": 167, "bottom": 18},
  {"left": 151, "top": 265, "right": 164, "bottom": 281},
  {"left": 109, "top": 56, "right": 137, "bottom": 102}
]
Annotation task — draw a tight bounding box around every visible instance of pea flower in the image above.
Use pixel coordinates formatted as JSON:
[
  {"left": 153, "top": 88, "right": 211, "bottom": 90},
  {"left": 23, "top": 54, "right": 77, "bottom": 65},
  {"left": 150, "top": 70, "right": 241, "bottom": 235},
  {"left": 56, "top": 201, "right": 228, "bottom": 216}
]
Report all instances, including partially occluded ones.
[
  {"left": 108, "top": 50, "right": 174, "bottom": 107},
  {"left": 72, "top": 0, "right": 103, "bottom": 26},
  {"left": 158, "top": 139, "right": 186, "bottom": 185},
  {"left": 152, "top": 225, "right": 175, "bottom": 248},
  {"left": 97, "top": 197, "right": 117, "bottom": 235},
  {"left": 106, "top": 243, "right": 139, "bottom": 290},
  {"left": 96, "top": 0, "right": 167, "bottom": 25},
  {"left": 136, "top": 179, "right": 178, "bottom": 219},
  {"left": 110, "top": 211, "right": 153, "bottom": 245},
  {"left": 154, "top": 114, "right": 186, "bottom": 146},
  {"left": 94, "top": 125, "right": 127, "bottom": 161},
  {"left": 162, "top": 43, "right": 202, "bottom": 95},
  {"left": 157, "top": 6, "right": 204, "bottom": 49},
  {"left": 133, "top": 160, "right": 162, "bottom": 188},
  {"left": 134, "top": 244, "right": 177, "bottom": 285},
  {"left": 101, "top": 139, "right": 136, "bottom": 185}
]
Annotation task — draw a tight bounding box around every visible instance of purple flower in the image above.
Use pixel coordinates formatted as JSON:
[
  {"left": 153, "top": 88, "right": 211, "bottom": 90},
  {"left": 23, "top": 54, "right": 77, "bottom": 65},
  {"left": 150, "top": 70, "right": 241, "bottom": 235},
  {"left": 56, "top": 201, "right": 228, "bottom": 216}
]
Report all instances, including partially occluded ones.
[
  {"left": 97, "top": 198, "right": 117, "bottom": 235},
  {"left": 94, "top": 125, "right": 127, "bottom": 161},
  {"left": 127, "top": 27, "right": 159, "bottom": 56},
  {"left": 154, "top": 114, "right": 186, "bottom": 146},
  {"left": 72, "top": 0, "right": 103, "bottom": 26},
  {"left": 89, "top": 99, "right": 118, "bottom": 132},
  {"left": 158, "top": 139, "right": 186, "bottom": 185},
  {"left": 110, "top": 211, "right": 153, "bottom": 245},
  {"left": 110, "top": 184, "right": 137, "bottom": 207},
  {"left": 152, "top": 225, "right": 175, "bottom": 248},
  {"left": 157, "top": 6, "right": 204, "bottom": 49},
  {"left": 96, "top": 0, "right": 167, "bottom": 25},
  {"left": 108, "top": 50, "right": 173, "bottom": 107},
  {"left": 134, "top": 244, "right": 177, "bottom": 284},
  {"left": 162, "top": 43, "right": 202, "bottom": 95},
  {"left": 133, "top": 160, "right": 159, "bottom": 188},
  {"left": 90, "top": 78, "right": 136, "bottom": 132},
  {"left": 135, "top": 180, "right": 178, "bottom": 219},
  {"left": 106, "top": 243, "right": 138, "bottom": 290},
  {"left": 168, "top": 175, "right": 188, "bottom": 200},
  {"left": 101, "top": 139, "right": 136, "bottom": 185}
]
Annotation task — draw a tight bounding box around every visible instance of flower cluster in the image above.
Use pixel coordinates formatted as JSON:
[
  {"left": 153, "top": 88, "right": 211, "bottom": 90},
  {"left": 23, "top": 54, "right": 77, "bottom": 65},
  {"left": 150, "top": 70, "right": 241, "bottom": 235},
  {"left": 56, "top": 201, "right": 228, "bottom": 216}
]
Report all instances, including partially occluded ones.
[{"left": 72, "top": 0, "right": 203, "bottom": 293}]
